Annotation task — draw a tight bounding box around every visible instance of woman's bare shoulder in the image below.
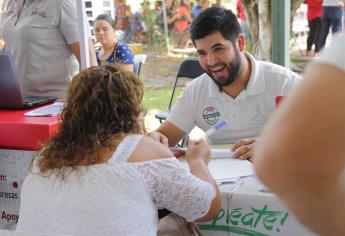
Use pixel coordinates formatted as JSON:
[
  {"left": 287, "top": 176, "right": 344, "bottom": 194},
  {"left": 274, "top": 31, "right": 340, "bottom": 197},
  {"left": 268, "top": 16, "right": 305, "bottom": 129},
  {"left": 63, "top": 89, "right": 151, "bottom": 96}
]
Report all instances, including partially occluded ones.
[{"left": 128, "top": 136, "right": 174, "bottom": 163}]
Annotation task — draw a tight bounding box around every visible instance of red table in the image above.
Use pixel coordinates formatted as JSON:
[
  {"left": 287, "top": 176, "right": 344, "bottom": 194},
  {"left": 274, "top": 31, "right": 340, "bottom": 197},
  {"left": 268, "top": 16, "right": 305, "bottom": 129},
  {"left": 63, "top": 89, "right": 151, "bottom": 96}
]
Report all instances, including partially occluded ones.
[
  {"left": 0, "top": 106, "right": 61, "bottom": 230},
  {"left": 0, "top": 107, "right": 60, "bottom": 150}
]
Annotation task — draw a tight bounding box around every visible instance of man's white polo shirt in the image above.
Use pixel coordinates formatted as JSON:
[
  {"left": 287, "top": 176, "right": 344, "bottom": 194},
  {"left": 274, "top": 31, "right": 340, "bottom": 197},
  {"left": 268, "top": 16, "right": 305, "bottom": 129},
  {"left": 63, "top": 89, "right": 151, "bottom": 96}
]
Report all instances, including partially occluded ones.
[
  {"left": 1, "top": 0, "right": 80, "bottom": 98},
  {"left": 167, "top": 53, "right": 302, "bottom": 144}
]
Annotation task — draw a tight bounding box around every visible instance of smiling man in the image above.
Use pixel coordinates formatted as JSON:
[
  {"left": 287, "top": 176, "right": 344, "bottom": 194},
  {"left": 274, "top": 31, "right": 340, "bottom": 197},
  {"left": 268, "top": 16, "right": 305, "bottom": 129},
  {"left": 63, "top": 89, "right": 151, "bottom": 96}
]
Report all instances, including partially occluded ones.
[{"left": 154, "top": 7, "right": 301, "bottom": 160}]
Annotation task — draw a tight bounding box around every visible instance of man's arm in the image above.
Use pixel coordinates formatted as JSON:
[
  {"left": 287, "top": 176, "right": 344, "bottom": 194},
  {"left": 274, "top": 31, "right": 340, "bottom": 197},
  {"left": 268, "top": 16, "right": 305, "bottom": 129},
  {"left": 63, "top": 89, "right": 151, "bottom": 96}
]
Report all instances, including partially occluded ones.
[
  {"left": 254, "top": 64, "right": 345, "bottom": 236},
  {"left": 156, "top": 121, "right": 187, "bottom": 147},
  {"left": 69, "top": 38, "right": 98, "bottom": 69},
  {"left": 69, "top": 42, "right": 81, "bottom": 67}
]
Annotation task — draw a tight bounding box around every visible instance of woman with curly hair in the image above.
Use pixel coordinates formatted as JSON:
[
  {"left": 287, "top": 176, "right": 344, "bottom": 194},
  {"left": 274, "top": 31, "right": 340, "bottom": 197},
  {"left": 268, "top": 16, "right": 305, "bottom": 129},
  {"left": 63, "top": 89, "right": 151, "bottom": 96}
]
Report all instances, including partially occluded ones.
[{"left": 16, "top": 64, "right": 220, "bottom": 236}]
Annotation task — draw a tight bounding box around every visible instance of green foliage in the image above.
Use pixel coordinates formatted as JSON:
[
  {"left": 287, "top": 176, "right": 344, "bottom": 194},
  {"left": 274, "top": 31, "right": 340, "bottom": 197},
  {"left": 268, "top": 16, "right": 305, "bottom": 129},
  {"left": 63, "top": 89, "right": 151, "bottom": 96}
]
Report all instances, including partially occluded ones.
[
  {"left": 143, "top": 87, "right": 182, "bottom": 113},
  {"left": 141, "top": 0, "right": 165, "bottom": 47}
]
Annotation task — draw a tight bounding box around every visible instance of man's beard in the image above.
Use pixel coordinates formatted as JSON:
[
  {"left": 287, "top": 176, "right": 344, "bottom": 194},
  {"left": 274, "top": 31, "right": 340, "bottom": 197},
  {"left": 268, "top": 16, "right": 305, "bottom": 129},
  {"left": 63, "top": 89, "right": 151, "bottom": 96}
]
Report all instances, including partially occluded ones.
[{"left": 207, "top": 47, "right": 242, "bottom": 88}]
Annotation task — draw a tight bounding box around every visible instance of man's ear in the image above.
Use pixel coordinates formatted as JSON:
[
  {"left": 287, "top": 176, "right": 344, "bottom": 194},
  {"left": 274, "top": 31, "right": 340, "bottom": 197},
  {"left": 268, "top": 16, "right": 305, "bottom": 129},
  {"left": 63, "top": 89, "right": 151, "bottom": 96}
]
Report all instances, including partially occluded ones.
[{"left": 237, "top": 34, "right": 246, "bottom": 52}]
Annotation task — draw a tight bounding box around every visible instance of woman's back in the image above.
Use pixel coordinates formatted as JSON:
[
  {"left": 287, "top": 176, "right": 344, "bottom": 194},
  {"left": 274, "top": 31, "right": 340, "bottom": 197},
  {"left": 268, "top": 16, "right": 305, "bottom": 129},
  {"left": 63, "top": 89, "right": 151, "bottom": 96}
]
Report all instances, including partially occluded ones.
[
  {"left": 16, "top": 65, "right": 220, "bottom": 235},
  {"left": 17, "top": 135, "right": 157, "bottom": 236}
]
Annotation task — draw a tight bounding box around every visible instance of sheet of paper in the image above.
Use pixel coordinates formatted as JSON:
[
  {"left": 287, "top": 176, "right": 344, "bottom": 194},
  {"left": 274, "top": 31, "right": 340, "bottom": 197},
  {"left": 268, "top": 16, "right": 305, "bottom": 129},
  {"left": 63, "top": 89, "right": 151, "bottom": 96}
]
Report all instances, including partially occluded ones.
[
  {"left": 180, "top": 158, "right": 254, "bottom": 181},
  {"left": 170, "top": 147, "right": 233, "bottom": 159},
  {"left": 24, "top": 102, "right": 64, "bottom": 117},
  {"left": 210, "top": 148, "right": 233, "bottom": 159},
  {"left": 208, "top": 158, "right": 254, "bottom": 181}
]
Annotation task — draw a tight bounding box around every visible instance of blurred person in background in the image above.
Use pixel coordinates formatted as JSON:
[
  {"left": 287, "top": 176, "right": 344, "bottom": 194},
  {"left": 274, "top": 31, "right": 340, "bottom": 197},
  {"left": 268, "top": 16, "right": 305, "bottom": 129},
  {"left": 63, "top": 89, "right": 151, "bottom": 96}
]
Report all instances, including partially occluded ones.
[
  {"left": 320, "top": 0, "right": 344, "bottom": 48},
  {"left": 343, "top": 6, "right": 345, "bottom": 31},
  {"left": 212, "top": 0, "right": 225, "bottom": 8},
  {"left": 163, "top": 0, "right": 179, "bottom": 32},
  {"left": 172, "top": 0, "right": 193, "bottom": 48},
  {"left": 115, "top": 0, "right": 131, "bottom": 42},
  {"left": 236, "top": 0, "right": 252, "bottom": 46},
  {"left": 122, "top": 5, "right": 135, "bottom": 42},
  {"left": 129, "top": 9, "right": 147, "bottom": 43},
  {"left": 94, "top": 14, "right": 134, "bottom": 72},
  {"left": 305, "top": 0, "right": 323, "bottom": 56},
  {"left": 0, "top": 0, "right": 97, "bottom": 98},
  {"left": 16, "top": 64, "right": 221, "bottom": 236},
  {"left": 192, "top": 0, "right": 210, "bottom": 18},
  {"left": 254, "top": 33, "right": 345, "bottom": 236}
]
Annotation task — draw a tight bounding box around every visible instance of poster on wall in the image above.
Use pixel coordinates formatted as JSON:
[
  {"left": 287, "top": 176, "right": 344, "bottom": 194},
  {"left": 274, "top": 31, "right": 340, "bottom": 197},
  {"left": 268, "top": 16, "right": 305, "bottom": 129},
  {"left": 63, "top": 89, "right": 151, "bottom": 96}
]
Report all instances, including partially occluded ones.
[{"left": 0, "top": 150, "right": 34, "bottom": 230}]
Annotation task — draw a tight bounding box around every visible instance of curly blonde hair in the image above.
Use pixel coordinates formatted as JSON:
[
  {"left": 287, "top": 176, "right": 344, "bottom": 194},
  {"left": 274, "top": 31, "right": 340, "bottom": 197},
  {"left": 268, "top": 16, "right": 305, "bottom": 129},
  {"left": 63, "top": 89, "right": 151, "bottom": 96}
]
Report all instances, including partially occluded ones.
[{"left": 37, "top": 64, "right": 144, "bottom": 177}]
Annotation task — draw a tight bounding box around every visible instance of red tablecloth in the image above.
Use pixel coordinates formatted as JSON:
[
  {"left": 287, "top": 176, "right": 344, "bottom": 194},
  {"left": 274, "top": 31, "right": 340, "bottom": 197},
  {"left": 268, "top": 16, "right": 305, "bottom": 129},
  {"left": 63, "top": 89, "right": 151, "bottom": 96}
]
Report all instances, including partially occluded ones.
[{"left": 0, "top": 106, "right": 60, "bottom": 150}]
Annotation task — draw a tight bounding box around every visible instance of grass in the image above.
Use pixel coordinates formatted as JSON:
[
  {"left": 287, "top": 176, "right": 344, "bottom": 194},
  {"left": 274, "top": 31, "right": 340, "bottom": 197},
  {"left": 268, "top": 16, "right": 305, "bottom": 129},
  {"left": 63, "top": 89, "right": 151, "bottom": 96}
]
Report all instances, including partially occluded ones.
[{"left": 143, "top": 87, "right": 183, "bottom": 115}]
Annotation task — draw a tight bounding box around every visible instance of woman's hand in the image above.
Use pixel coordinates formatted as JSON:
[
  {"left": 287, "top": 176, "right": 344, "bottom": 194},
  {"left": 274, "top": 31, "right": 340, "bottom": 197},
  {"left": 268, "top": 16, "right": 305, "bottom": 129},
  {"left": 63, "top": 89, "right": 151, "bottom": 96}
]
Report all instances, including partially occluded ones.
[
  {"left": 185, "top": 139, "right": 221, "bottom": 222},
  {"left": 186, "top": 139, "right": 211, "bottom": 166}
]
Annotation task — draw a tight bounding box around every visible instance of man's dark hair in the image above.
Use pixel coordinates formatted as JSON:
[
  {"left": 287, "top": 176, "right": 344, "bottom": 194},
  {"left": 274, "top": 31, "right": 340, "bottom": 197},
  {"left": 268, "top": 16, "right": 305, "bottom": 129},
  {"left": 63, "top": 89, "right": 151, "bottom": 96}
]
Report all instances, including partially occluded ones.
[{"left": 190, "top": 7, "right": 242, "bottom": 45}]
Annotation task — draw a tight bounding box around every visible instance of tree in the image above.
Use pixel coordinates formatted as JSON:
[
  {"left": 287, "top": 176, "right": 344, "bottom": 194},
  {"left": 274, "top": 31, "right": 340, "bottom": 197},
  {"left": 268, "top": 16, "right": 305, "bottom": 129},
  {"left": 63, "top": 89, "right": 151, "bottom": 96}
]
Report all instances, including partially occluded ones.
[{"left": 241, "top": 0, "right": 304, "bottom": 61}]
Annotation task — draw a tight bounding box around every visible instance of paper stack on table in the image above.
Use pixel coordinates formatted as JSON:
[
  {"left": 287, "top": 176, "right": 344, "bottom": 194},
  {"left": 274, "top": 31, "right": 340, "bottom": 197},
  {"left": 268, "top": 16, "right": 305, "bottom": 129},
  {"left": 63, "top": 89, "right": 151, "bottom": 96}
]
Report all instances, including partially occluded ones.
[
  {"left": 177, "top": 147, "right": 254, "bottom": 182},
  {"left": 24, "top": 102, "right": 64, "bottom": 117},
  {"left": 170, "top": 147, "right": 233, "bottom": 158},
  {"left": 208, "top": 158, "right": 254, "bottom": 182}
]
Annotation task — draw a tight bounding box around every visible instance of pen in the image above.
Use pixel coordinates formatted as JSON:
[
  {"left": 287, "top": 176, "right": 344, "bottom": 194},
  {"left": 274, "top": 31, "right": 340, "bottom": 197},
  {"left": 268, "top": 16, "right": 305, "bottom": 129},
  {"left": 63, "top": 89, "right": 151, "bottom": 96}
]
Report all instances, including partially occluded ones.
[
  {"left": 170, "top": 119, "right": 229, "bottom": 157},
  {"left": 217, "top": 177, "right": 240, "bottom": 186},
  {"left": 205, "top": 119, "right": 229, "bottom": 141}
]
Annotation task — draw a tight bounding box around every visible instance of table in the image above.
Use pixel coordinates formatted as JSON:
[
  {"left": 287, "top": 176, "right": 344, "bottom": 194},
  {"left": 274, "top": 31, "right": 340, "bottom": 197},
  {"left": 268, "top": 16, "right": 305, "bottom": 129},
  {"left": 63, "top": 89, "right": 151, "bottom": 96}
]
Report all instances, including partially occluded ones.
[
  {"left": 0, "top": 107, "right": 60, "bottom": 230},
  {"left": 0, "top": 229, "right": 70, "bottom": 235},
  {"left": 196, "top": 177, "right": 316, "bottom": 236},
  {"left": 0, "top": 108, "right": 60, "bottom": 150},
  {"left": 174, "top": 146, "right": 316, "bottom": 236}
]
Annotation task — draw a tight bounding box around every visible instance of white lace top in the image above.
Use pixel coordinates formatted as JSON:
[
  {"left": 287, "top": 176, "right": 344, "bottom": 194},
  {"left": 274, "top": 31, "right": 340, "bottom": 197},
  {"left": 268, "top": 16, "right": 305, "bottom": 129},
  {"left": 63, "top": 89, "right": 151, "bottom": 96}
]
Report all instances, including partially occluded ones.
[{"left": 16, "top": 135, "right": 216, "bottom": 236}]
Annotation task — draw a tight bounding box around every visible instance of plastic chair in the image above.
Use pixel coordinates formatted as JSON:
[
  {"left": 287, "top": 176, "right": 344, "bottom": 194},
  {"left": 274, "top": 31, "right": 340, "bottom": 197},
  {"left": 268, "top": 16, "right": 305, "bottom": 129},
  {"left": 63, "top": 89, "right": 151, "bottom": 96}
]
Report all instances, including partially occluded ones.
[
  {"left": 154, "top": 58, "right": 205, "bottom": 147},
  {"left": 133, "top": 54, "right": 147, "bottom": 77},
  {"left": 155, "top": 57, "right": 205, "bottom": 124}
]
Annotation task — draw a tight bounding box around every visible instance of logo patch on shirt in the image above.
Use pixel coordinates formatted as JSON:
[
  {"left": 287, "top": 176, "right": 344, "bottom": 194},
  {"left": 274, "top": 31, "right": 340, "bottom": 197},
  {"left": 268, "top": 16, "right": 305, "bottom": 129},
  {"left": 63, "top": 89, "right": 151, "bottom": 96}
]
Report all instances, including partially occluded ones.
[
  {"left": 203, "top": 107, "right": 220, "bottom": 125},
  {"left": 6, "top": 10, "right": 16, "bottom": 17},
  {"left": 31, "top": 8, "right": 46, "bottom": 18}
]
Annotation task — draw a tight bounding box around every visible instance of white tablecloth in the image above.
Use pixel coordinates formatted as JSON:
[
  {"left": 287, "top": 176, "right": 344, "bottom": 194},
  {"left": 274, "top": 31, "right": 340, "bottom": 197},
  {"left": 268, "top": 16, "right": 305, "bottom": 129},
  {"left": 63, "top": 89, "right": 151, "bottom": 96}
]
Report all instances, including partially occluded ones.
[
  {"left": 1, "top": 149, "right": 317, "bottom": 235},
  {"left": 197, "top": 177, "right": 316, "bottom": 236}
]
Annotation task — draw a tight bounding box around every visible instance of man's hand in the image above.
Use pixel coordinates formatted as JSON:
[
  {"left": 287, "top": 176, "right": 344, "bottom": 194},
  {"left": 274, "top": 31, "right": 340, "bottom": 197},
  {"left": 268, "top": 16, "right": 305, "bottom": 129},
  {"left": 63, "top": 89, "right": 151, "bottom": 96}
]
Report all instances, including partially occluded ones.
[
  {"left": 231, "top": 138, "right": 256, "bottom": 160},
  {"left": 147, "top": 131, "right": 169, "bottom": 146}
]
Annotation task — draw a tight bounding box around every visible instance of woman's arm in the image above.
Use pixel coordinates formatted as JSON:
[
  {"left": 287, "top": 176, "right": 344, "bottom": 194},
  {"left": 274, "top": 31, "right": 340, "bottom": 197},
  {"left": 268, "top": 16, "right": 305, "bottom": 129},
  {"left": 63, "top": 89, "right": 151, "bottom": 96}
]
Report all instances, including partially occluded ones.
[
  {"left": 69, "top": 42, "right": 81, "bottom": 67},
  {"left": 167, "top": 13, "right": 180, "bottom": 24},
  {"left": 254, "top": 64, "right": 345, "bottom": 236},
  {"left": 116, "top": 44, "right": 134, "bottom": 72},
  {"left": 185, "top": 139, "right": 221, "bottom": 222},
  {"left": 130, "top": 137, "right": 221, "bottom": 222},
  {"left": 69, "top": 39, "right": 97, "bottom": 69}
]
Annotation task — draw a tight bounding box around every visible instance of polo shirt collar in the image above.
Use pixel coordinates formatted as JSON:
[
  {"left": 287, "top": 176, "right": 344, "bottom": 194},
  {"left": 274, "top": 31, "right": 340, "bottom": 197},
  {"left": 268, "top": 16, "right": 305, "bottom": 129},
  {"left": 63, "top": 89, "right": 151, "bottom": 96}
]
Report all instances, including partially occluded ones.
[
  {"left": 238, "top": 52, "right": 266, "bottom": 98},
  {"left": 208, "top": 52, "right": 266, "bottom": 100}
]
